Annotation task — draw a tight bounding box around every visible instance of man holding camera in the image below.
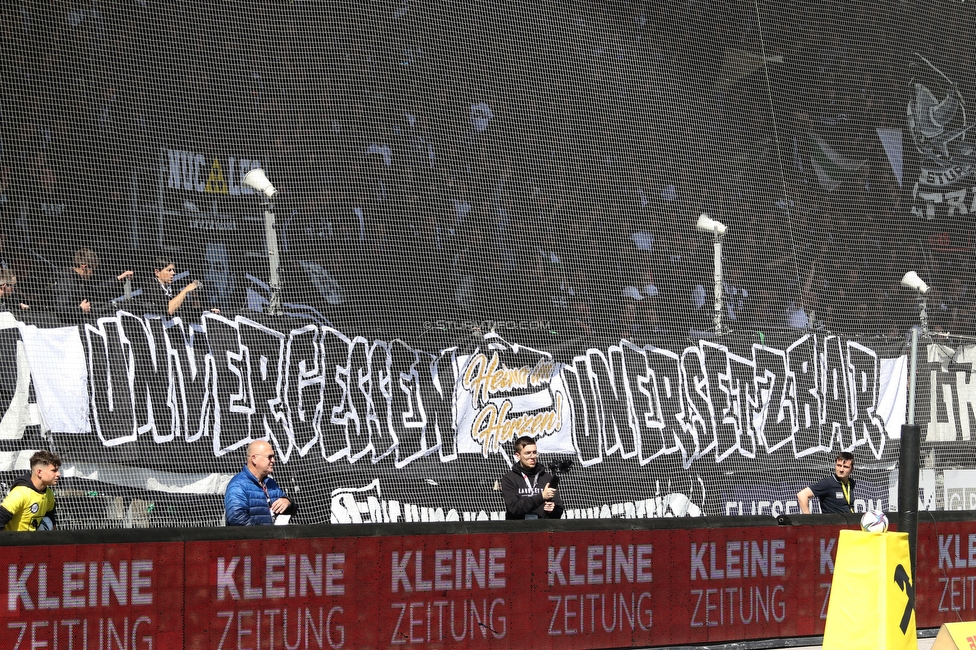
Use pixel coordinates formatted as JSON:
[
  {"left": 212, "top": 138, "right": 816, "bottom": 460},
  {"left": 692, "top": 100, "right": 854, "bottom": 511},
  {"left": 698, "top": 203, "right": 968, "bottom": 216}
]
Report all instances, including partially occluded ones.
[{"left": 501, "top": 435, "right": 564, "bottom": 519}]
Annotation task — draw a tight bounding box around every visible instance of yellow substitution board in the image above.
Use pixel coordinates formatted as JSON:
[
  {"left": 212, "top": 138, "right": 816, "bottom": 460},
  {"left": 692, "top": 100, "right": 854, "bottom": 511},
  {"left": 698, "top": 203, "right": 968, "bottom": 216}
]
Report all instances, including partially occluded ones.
[
  {"left": 931, "top": 621, "right": 976, "bottom": 649},
  {"left": 823, "top": 529, "right": 917, "bottom": 650}
]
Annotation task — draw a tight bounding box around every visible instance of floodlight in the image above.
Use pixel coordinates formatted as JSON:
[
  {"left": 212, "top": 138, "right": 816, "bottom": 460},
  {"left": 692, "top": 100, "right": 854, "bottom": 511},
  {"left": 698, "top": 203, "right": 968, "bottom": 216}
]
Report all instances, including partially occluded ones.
[
  {"left": 242, "top": 168, "right": 278, "bottom": 198},
  {"left": 696, "top": 213, "right": 727, "bottom": 236},
  {"left": 900, "top": 271, "right": 930, "bottom": 295},
  {"left": 695, "top": 213, "right": 727, "bottom": 335},
  {"left": 242, "top": 168, "right": 283, "bottom": 314}
]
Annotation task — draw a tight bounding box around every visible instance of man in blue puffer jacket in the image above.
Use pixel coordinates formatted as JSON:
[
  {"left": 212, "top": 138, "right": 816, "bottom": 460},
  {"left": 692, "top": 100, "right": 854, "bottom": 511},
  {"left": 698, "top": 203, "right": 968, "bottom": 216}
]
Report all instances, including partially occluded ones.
[{"left": 225, "top": 440, "right": 295, "bottom": 525}]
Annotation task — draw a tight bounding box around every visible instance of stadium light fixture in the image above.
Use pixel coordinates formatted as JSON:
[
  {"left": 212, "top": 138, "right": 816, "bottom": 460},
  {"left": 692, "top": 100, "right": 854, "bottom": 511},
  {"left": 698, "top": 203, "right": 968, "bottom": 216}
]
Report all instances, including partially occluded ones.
[
  {"left": 696, "top": 213, "right": 727, "bottom": 236},
  {"left": 242, "top": 168, "right": 278, "bottom": 198},
  {"left": 900, "top": 270, "right": 930, "bottom": 343},
  {"left": 242, "top": 168, "right": 283, "bottom": 314},
  {"left": 900, "top": 271, "right": 930, "bottom": 295},
  {"left": 696, "top": 213, "right": 727, "bottom": 335}
]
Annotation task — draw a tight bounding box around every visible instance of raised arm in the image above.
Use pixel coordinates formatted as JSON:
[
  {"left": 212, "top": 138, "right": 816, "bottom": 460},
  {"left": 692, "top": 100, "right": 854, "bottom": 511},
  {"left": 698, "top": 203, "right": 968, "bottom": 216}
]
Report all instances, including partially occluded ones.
[{"left": 167, "top": 281, "right": 200, "bottom": 316}]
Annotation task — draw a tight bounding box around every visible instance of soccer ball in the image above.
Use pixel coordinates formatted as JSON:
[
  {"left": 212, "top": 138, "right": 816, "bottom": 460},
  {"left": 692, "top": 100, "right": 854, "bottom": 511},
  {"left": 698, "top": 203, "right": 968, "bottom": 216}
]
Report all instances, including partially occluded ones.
[{"left": 860, "top": 510, "right": 888, "bottom": 533}]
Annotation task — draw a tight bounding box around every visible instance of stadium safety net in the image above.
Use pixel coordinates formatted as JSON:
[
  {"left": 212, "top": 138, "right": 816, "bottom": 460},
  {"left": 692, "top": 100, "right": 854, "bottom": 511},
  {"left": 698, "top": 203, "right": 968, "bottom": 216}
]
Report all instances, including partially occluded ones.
[{"left": 0, "top": 0, "right": 974, "bottom": 529}]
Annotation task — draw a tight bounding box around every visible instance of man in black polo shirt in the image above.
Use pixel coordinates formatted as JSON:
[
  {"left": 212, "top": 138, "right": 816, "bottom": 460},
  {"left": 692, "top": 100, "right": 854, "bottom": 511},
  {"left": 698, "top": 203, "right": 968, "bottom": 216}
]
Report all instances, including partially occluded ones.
[{"left": 797, "top": 452, "right": 855, "bottom": 514}]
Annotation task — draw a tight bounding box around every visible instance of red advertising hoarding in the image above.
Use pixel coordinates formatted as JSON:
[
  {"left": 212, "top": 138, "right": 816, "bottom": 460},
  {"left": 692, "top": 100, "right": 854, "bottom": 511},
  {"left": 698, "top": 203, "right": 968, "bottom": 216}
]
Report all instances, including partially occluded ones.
[
  {"left": 2, "top": 520, "right": 974, "bottom": 649},
  {"left": 916, "top": 521, "right": 976, "bottom": 619},
  {"left": 1, "top": 542, "right": 183, "bottom": 649}
]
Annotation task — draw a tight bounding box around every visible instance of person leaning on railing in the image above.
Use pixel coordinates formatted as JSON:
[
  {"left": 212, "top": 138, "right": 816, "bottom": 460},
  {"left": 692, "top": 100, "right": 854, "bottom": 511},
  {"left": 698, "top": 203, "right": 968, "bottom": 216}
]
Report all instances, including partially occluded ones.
[
  {"left": 144, "top": 256, "right": 220, "bottom": 317},
  {"left": 797, "top": 452, "right": 856, "bottom": 515},
  {"left": 0, "top": 269, "right": 29, "bottom": 312},
  {"left": 54, "top": 247, "right": 134, "bottom": 324}
]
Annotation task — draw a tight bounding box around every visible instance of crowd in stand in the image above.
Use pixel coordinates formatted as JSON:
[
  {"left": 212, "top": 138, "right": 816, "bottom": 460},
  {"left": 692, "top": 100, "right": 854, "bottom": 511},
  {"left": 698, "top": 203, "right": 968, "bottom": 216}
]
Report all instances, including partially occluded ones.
[
  {"left": 0, "top": 244, "right": 226, "bottom": 325},
  {"left": 0, "top": 1, "right": 972, "bottom": 342}
]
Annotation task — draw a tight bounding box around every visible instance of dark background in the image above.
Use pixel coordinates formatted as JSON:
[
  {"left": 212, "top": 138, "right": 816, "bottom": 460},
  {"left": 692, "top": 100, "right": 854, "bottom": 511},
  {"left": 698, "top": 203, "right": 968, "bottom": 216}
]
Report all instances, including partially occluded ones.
[{"left": 0, "top": 0, "right": 974, "bottom": 528}]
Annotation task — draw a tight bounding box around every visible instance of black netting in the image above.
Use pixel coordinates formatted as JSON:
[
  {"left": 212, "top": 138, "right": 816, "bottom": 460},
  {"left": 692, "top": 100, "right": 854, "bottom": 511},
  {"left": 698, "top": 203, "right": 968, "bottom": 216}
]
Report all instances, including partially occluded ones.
[{"left": 0, "top": 1, "right": 973, "bottom": 529}]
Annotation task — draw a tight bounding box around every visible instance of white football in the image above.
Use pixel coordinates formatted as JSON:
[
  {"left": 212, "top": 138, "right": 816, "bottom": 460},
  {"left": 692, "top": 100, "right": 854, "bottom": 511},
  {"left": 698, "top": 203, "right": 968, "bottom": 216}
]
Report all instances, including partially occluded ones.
[{"left": 860, "top": 510, "right": 888, "bottom": 533}]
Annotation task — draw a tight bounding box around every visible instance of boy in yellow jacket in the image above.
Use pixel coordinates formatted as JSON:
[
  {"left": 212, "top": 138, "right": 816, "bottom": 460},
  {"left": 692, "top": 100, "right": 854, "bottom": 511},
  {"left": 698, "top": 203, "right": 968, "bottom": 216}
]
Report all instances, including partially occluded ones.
[{"left": 0, "top": 450, "right": 61, "bottom": 531}]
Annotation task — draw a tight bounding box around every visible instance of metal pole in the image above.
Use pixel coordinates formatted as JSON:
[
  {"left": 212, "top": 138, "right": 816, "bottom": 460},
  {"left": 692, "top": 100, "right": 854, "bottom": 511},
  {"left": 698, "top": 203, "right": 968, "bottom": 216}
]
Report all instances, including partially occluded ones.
[
  {"left": 264, "top": 204, "right": 282, "bottom": 315},
  {"left": 907, "top": 325, "right": 918, "bottom": 426},
  {"left": 713, "top": 233, "right": 723, "bottom": 335},
  {"left": 918, "top": 295, "right": 928, "bottom": 338},
  {"left": 157, "top": 149, "right": 166, "bottom": 249},
  {"left": 898, "top": 305, "right": 922, "bottom": 585}
]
